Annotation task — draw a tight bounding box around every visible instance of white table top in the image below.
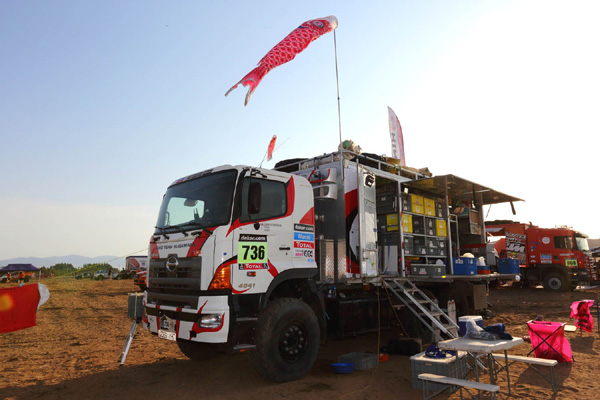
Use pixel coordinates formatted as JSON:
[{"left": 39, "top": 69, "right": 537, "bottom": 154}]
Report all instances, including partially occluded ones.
[{"left": 437, "top": 337, "right": 524, "bottom": 354}]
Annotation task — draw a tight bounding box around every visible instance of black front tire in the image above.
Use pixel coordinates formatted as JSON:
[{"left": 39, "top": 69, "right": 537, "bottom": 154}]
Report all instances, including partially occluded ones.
[
  {"left": 543, "top": 272, "right": 567, "bottom": 292},
  {"left": 252, "top": 298, "right": 320, "bottom": 383},
  {"left": 177, "top": 339, "right": 219, "bottom": 361}
]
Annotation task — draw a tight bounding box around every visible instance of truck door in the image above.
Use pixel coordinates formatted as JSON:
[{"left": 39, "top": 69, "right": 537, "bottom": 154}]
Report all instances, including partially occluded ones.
[
  {"left": 231, "top": 173, "right": 294, "bottom": 294},
  {"left": 357, "top": 167, "right": 378, "bottom": 277}
]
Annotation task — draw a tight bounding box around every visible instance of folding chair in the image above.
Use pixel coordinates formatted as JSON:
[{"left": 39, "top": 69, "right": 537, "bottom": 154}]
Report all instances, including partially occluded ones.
[
  {"left": 527, "top": 321, "right": 572, "bottom": 363},
  {"left": 570, "top": 300, "right": 596, "bottom": 334}
]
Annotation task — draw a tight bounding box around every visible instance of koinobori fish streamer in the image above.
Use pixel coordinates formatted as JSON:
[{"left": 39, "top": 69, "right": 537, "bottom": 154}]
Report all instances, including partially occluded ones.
[{"left": 226, "top": 16, "right": 338, "bottom": 106}]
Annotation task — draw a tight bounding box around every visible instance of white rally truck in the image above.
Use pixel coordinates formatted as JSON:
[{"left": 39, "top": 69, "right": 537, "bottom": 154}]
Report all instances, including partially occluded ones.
[{"left": 142, "top": 149, "right": 520, "bottom": 382}]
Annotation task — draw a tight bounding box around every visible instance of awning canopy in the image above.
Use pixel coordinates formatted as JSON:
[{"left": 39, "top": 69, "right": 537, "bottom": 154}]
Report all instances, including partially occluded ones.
[
  {"left": 403, "top": 174, "right": 523, "bottom": 206},
  {"left": 1, "top": 264, "right": 40, "bottom": 272}
]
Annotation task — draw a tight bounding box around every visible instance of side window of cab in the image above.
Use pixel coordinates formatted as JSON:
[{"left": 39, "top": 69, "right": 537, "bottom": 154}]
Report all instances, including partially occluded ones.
[
  {"left": 240, "top": 178, "right": 287, "bottom": 222},
  {"left": 553, "top": 236, "right": 573, "bottom": 250}
]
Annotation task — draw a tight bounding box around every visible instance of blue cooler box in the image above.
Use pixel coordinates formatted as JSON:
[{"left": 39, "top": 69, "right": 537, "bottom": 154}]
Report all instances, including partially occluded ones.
[
  {"left": 459, "top": 315, "right": 484, "bottom": 336},
  {"left": 452, "top": 257, "right": 477, "bottom": 275},
  {"left": 498, "top": 258, "right": 520, "bottom": 274}
]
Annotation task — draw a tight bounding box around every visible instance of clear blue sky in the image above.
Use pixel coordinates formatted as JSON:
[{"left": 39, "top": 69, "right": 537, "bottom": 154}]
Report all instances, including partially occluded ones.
[{"left": 1, "top": 0, "right": 599, "bottom": 259}]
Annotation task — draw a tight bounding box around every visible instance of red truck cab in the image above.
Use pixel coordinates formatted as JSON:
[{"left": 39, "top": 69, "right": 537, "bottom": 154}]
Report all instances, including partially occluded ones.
[{"left": 487, "top": 221, "right": 592, "bottom": 291}]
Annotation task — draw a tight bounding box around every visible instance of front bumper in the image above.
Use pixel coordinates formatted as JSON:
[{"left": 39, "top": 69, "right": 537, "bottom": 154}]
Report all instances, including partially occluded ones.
[{"left": 143, "top": 294, "right": 230, "bottom": 343}]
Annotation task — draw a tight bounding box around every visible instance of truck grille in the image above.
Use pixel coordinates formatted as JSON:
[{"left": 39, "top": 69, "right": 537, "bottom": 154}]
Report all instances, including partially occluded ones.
[{"left": 147, "top": 257, "right": 202, "bottom": 308}]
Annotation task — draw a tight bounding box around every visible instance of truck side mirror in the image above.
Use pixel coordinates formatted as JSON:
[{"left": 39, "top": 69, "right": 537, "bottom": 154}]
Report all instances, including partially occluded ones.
[{"left": 248, "top": 182, "right": 262, "bottom": 214}]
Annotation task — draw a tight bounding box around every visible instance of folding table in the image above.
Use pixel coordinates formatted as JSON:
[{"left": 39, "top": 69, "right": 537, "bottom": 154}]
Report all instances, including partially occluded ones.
[{"left": 437, "top": 337, "right": 523, "bottom": 395}]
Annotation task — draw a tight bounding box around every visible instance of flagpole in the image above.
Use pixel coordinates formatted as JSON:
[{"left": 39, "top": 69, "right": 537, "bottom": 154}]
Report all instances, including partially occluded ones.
[{"left": 333, "top": 30, "right": 344, "bottom": 182}]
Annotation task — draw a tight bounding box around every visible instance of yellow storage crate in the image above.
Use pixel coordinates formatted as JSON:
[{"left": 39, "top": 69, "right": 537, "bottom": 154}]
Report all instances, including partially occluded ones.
[
  {"left": 402, "top": 214, "right": 413, "bottom": 233},
  {"left": 411, "top": 203, "right": 424, "bottom": 214},
  {"left": 409, "top": 194, "right": 424, "bottom": 205},
  {"left": 436, "top": 220, "right": 447, "bottom": 237},
  {"left": 423, "top": 198, "right": 435, "bottom": 208},
  {"left": 386, "top": 214, "right": 399, "bottom": 232},
  {"left": 424, "top": 206, "right": 435, "bottom": 216}
]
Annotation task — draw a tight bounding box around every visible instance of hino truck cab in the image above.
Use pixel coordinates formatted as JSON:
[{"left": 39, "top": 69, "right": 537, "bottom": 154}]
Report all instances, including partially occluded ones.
[{"left": 143, "top": 165, "right": 321, "bottom": 382}]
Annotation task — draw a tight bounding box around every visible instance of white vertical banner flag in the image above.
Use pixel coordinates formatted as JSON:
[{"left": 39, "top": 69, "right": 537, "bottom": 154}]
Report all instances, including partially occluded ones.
[{"left": 387, "top": 107, "right": 406, "bottom": 166}]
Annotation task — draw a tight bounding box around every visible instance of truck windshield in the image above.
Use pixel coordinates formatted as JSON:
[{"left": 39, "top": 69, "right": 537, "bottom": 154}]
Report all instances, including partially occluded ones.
[
  {"left": 575, "top": 237, "right": 590, "bottom": 251},
  {"left": 155, "top": 170, "right": 237, "bottom": 233}
]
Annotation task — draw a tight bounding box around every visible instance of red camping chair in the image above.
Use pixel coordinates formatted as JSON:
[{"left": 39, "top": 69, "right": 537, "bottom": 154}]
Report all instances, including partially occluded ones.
[{"left": 527, "top": 321, "right": 573, "bottom": 363}]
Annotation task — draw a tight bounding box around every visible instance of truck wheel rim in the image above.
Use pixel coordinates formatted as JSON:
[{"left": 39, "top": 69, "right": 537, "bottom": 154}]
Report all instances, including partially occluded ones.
[
  {"left": 548, "top": 277, "right": 562, "bottom": 290},
  {"left": 278, "top": 320, "right": 307, "bottom": 362}
]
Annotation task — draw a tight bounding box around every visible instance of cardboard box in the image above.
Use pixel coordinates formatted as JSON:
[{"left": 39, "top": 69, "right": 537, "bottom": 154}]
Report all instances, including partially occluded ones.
[
  {"left": 436, "top": 220, "right": 447, "bottom": 237},
  {"left": 386, "top": 213, "right": 399, "bottom": 232},
  {"left": 402, "top": 214, "right": 413, "bottom": 233},
  {"left": 424, "top": 206, "right": 435, "bottom": 216},
  {"left": 423, "top": 197, "right": 435, "bottom": 208},
  {"left": 410, "top": 194, "right": 424, "bottom": 205},
  {"left": 411, "top": 203, "right": 424, "bottom": 214}
]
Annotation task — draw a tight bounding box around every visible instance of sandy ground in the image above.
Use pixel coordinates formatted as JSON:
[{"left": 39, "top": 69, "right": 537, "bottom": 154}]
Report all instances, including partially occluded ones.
[{"left": 1, "top": 278, "right": 599, "bottom": 400}]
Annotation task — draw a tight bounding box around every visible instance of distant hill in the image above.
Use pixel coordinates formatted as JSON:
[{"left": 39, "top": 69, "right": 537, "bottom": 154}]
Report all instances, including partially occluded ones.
[{"left": 0, "top": 255, "right": 127, "bottom": 269}]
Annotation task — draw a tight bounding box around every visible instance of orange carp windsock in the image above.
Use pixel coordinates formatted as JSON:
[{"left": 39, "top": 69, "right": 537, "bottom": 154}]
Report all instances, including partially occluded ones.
[{"left": 226, "top": 15, "right": 338, "bottom": 106}]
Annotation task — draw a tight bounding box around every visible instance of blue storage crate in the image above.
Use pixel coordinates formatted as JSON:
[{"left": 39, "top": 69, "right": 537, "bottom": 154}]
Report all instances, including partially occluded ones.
[
  {"left": 498, "top": 258, "right": 520, "bottom": 274},
  {"left": 452, "top": 258, "right": 477, "bottom": 275}
]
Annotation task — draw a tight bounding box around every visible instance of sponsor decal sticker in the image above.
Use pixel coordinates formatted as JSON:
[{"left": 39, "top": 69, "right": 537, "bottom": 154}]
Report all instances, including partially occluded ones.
[
  {"left": 295, "top": 249, "right": 314, "bottom": 258},
  {"left": 239, "top": 263, "right": 268, "bottom": 270},
  {"left": 294, "top": 241, "right": 314, "bottom": 249},
  {"left": 294, "top": 232, "right": 314, "bottom": 241},
  {"left": 294, "top": 223, "right": 315, "bottom": 232},
  {"left": 540, "top": 254, "right": 552, "bottom": 264},
  {"left": 158, "top": 242, "right": 193, "bottom": 250},
  {"left": 238, "top": 235, "right": 267, "bottom": 264}
]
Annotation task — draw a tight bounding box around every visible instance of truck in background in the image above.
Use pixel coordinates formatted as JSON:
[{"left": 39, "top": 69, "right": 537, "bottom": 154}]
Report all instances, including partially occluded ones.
[
  {"left": 133, "top": 270, "right": 147, "bottom": 290},
  {"left": 126, "top": 256, "right": 147, "bottom": 274},
  {"left": 486, "top": 221, "right": 594, "bottom": 291},
  {"left": 140, "top": 149, "right": 521, "bottom": 382}
]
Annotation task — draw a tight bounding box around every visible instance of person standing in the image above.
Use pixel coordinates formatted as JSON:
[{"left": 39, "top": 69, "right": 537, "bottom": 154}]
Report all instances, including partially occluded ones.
[{"left": 18, "top": 270, "right": 25, "bottom": 284}]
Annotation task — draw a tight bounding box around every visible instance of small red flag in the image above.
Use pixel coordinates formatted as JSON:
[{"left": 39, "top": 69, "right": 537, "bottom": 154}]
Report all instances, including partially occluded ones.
[{"left": 267, "top": 135, "right": 277, "bottom": 161}]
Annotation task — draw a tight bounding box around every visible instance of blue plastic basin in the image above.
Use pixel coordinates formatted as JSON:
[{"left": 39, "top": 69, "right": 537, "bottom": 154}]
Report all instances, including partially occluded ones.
[{"left": 331, "top": 362, "right": 355, "bottom": 374}]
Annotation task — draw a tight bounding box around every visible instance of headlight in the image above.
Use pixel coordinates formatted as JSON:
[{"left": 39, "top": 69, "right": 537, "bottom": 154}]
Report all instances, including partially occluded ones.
[{"left": 199, "top": 314, "right": 222, "bottom": 328}]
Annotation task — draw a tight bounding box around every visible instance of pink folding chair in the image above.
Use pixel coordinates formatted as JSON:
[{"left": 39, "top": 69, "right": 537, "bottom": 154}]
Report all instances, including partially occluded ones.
[{"left": 527, "top": 321, "right": 573, "bottom": 363}]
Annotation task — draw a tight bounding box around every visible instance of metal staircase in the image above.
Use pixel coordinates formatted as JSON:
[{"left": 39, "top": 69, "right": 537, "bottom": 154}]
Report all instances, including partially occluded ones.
[{"left": 383, "top": 278, "right": 459, "bottom": 342}]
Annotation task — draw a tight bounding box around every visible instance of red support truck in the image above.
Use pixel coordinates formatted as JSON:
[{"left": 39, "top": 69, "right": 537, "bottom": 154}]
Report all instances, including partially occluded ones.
[{"left": 486, "top": 221, "right": 594, "bottom": 291}]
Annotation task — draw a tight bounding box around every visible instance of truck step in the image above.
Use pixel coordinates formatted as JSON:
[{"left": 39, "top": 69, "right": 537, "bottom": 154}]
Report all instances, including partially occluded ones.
[{"left": 233, "top": 344, "right": 256, "bottom": 351}]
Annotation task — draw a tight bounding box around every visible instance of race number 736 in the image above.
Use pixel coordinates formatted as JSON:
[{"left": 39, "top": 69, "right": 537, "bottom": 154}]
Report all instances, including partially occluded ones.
[{"left": 238, "top": 242, "right": 267, "bottom": 264}]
